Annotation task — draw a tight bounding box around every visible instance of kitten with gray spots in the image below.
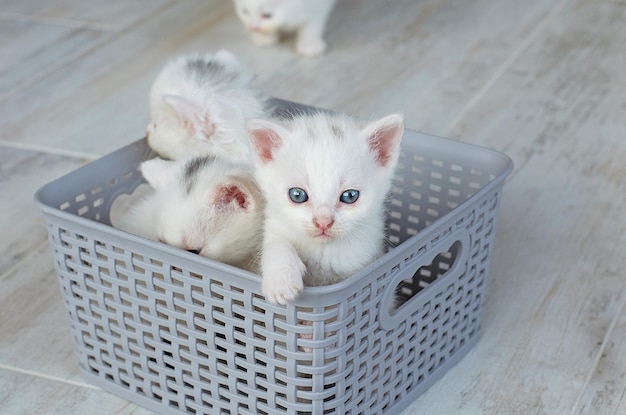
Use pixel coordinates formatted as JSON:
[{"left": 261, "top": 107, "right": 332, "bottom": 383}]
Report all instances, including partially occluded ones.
[
  {"left": 116, "top": 156, "right": 265, "bottom": 272},
  {"left": 147, "top": 50, "right": 267, "bottom": 162},
  {"left": 247, "top": 112, "right": 404, "bottom": 304}
]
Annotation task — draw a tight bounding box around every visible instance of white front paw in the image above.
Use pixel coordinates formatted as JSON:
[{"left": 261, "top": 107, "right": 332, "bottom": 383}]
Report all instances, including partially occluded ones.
[
  {"left": 262, "top": 258, "right": 306, "bottom": 305},
  {"left": 296, "top": 38, "right": 327, "bottom": 56}
]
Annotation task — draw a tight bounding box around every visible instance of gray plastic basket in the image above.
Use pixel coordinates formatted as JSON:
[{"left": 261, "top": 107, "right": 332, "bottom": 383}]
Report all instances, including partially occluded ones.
[{"left": 35, "top": 99, "right": 512, "bottom": 415}]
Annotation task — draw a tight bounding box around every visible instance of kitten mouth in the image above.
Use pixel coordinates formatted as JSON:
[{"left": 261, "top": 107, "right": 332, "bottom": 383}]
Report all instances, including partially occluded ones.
[
  {"left": 248, "top": 25, "right": 269, "bottom": 34},
  {"left": 312, "top": 231, "right": 334, "bottom": 241}
]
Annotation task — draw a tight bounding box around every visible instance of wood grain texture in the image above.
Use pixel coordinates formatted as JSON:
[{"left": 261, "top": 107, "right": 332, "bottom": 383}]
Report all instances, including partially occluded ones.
[
  {"left": 0, "top": 147, "right": 87, "bottom": 271},
  {"left": 0, "top": 0, "right": 560, "bottom": 155},
  {"left": 0, "top": 244, "right": 82, "bottom": 382},
  {"left": 0, "top": 0, "right": 172, "bottom": 31},
  {"left": 1, "top": 0, "right": 625, "bottom": 413},
  {"left": 401, "top": 0, "right": 626, "bottom": 413},
  {"left": 0, "top": 19, "right": 107, "bottom": 100},
  {"left": 0, "top": 368, "right": 153, "bottom": 415}
]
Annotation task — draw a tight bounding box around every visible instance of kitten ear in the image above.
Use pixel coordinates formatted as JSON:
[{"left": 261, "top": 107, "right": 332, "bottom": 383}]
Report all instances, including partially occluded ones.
[
  {"left": 140, "top": 157, "right": 179, "bottom": 190},
  {"left": 214, "top": 177, "right": 261, "bottom": 211},
  {"left": 361, "top": 114, "right": 404, "bottom": 167},
  {"left": 162, "top": 94, "right": 215, "bottom": 138},
  {"left": 247, "top": 119, "right": 288, "bottom": 163}
]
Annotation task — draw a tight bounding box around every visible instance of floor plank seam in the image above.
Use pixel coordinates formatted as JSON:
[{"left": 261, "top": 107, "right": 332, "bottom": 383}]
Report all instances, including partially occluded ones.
[
  {"left": 0, "top": 363, "right": 99, "bottom": 390},
  {"left": 0, "top": 140, "right": 99, "bottom": 160},
  {"left": 442, "top": 0, "right": 573, "bottom": 139},
  {"left": 570, "top": 292, "right": 626, "bottom": 415},
  {"left": 0, "top": 11, "right": 120, "bottom": 32},
  {"left": 0, "top": 1, "right": 178, "bottom": 105},
  {"left": 0, "top": 35, "right": 114, "bottom": 105}
]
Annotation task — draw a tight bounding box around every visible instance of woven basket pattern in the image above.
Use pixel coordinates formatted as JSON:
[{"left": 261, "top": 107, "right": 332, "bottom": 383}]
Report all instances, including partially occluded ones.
[{"left": 38, "top": 118, "right": 510, "bottom": 414}]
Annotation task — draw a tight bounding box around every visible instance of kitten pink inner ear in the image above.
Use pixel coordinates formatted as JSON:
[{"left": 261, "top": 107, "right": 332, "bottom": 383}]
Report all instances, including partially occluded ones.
[
  {"left": 215, "top": 183, "right": 252, "bottom": 211},
  {"left": 140, "top": 158, "right": 179, "bottom": 190},
  {"left": 363, "top": 114, "right": 404, "bottom": 167},
  {"left": 247, "top": 119, "right": 286, "bottom": 163},
  {"left": 162, "top": 94, "right": 215, "bottom": 138}
]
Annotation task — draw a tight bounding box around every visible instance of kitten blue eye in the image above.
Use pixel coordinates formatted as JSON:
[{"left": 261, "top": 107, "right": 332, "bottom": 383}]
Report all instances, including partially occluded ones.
[
  {"left": 261, "top": 12, "right": 273, "bottom": 19},
  {"left": 288, "top": 187, "right": 308, "bottom": 203},
  {"left": 340, "top": 189, "right": 360, "bottom": 204}
]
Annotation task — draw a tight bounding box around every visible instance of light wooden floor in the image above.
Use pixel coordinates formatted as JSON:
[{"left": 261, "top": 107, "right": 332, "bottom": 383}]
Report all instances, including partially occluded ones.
[{"left": 1, "top": 0, "right": 625, "bottom": 413}]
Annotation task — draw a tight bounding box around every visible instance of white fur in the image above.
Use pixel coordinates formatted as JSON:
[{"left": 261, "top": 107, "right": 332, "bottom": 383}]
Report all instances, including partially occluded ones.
[
  {"left": 233, "top": 0, "right": 335, "bottom": 56},
  {"left": 147, "top": 50, "right": 267, "bottom": 162},
  {"left": 117, "top": 156, "right": 265, "bottom": 272},
  {"left": 248, "top": 112, "right": 404, "bottom": 304}
]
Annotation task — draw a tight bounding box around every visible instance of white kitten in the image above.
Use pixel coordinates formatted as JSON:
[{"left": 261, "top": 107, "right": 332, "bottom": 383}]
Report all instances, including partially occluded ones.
[
  {"left": 247, "top": 112, "right": 404, "bottom": 304},
  {"left": 116, "top": 156, "right": 265, "bottom": 271},
  {"left": 147, "top": 50, "right": 267, "bottom": 162},
  {"left": 233, "top": 0, "right": 335, "bottom": 56}
]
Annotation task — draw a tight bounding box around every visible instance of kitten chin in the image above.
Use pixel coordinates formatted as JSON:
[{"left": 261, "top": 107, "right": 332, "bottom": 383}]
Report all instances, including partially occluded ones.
[
  {"left": 248, "top": 111, "right": 404, "bottom": 304},
  {"left": 116, "top": 156, "right": 265, "bottom": 273},
  {"left": 146, "top": 50, "right": 267, "bottom": 163}
]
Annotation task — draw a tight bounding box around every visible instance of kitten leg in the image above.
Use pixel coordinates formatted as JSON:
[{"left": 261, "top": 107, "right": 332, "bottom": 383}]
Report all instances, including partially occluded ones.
[
  {"left": 261, "top": 238, "right": 306, "bottom": 305},
  {"left": 295, "top": 23, "right": 327, "bottom": 56},
  {"left": 250, "top": 31, "right": 280, "bottom": 47}
]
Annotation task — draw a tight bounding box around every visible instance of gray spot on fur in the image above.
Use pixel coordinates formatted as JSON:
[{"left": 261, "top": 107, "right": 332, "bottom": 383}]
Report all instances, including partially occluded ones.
[
  {"left": 330, "top": 124, "right": 344, "bottom": 139},
  {"left": 184, "top": 56, "right": 240, "bottom": 88},
  {"left": 182, "top": 156, "right": 215, "bottom": 194}
]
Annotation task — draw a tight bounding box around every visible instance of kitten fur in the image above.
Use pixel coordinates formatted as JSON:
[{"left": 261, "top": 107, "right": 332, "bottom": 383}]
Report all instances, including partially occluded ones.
[
  {"left": 116, "top": 156, "right": 265, "bottom": 272},
  {"left": 233, "top": 0, "right": 335, "bottom": 56},
  {"left": 248, "top": 112, "right": 404, "bottom": 304},
  {"left": 147, "top": 50, "right": 267, "bottom": 162}
]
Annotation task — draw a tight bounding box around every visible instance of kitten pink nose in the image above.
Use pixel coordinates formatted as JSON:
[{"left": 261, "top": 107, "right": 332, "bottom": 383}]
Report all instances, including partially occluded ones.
[{"left": 313, "top": 217, "right": 334, "bottom": 231}]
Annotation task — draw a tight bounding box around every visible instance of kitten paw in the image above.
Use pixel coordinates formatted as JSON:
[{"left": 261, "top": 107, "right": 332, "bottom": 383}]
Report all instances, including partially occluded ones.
[
  {"left": 296, "top": 38, "right": 327, "bottom": 57},
  {"left": 251, "top": 31, "right": 279, "bottom": 47},
  {"left": 262, "top": 259, "right": 305, "bottom": 305}
]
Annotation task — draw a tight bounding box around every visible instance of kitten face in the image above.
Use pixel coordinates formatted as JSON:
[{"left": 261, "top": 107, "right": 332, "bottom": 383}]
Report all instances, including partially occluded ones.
[
  {"left": 248, "top": 113, "right": 404, "bottom": 246},
  {"left": 234, "top": 0, "right": 289, "bottom": 33},
  {"left": 138, "top": 157, "right": 264, "bottom": 268}
]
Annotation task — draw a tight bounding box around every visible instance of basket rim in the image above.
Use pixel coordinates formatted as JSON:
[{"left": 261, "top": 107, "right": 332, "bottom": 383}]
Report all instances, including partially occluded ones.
[{"left": 33, "top": 98, "right": 513, "bottom": 301}]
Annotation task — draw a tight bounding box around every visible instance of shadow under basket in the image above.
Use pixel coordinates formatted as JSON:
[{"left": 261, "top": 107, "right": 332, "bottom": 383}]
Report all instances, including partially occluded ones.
[{"left": 34, "top": 99, "right": 513, "bottom": 415}]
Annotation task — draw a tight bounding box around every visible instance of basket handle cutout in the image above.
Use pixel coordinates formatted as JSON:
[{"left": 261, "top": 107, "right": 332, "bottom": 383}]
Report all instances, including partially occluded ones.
[{"left": 379, "top": 228, "right": 470, "bottom": 331}]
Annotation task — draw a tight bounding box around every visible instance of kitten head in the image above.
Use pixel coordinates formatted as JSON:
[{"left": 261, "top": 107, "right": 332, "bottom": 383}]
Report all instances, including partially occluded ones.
[
  {"left": 247, "top": 112, "right": 403, "bottom": 245},
  {"left": 140, "top": 156, "right": 264, "bottom": 268},
  {"left": 147, "top": 50, "right": 261, "bottom": 162},
  {"left": 233, "top": 0, "right": 294, "bottom": 33}
]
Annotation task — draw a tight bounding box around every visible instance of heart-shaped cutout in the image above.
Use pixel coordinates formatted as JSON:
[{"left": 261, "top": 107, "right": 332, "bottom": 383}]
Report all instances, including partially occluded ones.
[{"left": 394, "top": 240, "right": 462, "bottom": 310}]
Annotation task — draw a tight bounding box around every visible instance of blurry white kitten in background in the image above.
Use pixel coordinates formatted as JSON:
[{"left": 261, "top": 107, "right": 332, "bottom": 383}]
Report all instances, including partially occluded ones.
[{"left": 233, "top": 0, "right": 336, "bottom": 56}]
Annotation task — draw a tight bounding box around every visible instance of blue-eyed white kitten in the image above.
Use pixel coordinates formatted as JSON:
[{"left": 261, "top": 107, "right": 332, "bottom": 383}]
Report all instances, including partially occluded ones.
[
  {"left": 233, "top": 0, "right": 335, "bottom": 56},
  {"left": 116, "top": 156, "right": 264, "bottom": 271},
  {"left": 147, "top": 50, "right": 266, "bottom": 163},
  {"left": 247, "top": 112, "right": 404, "bottom": 304}
]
